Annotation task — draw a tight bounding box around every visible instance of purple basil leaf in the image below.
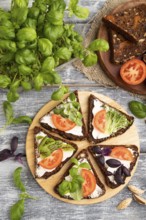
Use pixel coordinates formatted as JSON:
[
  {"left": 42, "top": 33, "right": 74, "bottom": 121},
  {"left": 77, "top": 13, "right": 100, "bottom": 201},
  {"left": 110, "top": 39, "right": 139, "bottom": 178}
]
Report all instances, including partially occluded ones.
[
  {"left": 0, "top": 149, "right": 12, "bottom": 161},
  {"left": 10, "top": 136, "right": 18, "bottom": 154},
  {"left": 14, "top": 153, "right": 23, "bottom": 165},
  {"left": 102, "top": 147, "right": 112, "bottom": 156}
]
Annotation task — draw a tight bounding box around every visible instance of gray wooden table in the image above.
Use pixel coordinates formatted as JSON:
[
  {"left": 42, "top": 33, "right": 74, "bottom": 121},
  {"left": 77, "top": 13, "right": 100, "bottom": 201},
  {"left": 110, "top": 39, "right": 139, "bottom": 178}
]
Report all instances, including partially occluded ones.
[{"left": 0, "top": 0, "right": 146, "bottom": 220}]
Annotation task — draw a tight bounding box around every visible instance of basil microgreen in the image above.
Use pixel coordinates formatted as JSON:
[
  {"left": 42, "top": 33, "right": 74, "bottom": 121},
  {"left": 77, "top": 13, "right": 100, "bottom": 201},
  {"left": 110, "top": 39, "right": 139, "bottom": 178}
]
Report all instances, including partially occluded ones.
[
  {"left": 58, "top": 157, "right": 91, "bottom": 200},
  {"left": 53, "top": 92, "right": 83, "bottom": 126}
]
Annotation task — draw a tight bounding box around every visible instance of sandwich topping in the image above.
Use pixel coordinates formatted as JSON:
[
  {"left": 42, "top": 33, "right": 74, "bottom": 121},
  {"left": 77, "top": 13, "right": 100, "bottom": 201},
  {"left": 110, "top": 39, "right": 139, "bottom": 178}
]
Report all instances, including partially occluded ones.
[
  {"left": 40, "top": 92, "right": 84, "bottom": 135},
  {"left": 92, "top": 99, "right": 132, "bottom": 139},
  {"left": 90, "top": 146, "right": 137, "bottom": 186},
  {"left": 35, "top": 131, "right": 76, "bottom": 177},
  {"left": 57, "top": 157, "right": 103, "bottom": 200}
]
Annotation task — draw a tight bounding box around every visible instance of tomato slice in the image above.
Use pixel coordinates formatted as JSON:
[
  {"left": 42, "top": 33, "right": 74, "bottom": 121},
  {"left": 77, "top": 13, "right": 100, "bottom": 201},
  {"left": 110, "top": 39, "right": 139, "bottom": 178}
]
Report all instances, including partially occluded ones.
[
  {"left": 93, "top": 109, "right": 106, "bottom": 133},
  {"left": 120, "top": 59, "right": 146, "bottom": 85},
  {"left": 110, "top": 146, "right": 133, "bottom": 162},
  {"left": 39, "top": 148, "right": 63, "bottom": 169},
  {"left": 81, "top": 169, "right": 96, "bottom": 197},
  {"left": 52, "top": 114, "right": 76, "bottom": 131}
]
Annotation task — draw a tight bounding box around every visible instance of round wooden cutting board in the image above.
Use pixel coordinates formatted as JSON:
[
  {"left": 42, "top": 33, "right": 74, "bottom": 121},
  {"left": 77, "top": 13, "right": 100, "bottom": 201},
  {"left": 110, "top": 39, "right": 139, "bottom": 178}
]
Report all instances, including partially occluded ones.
[
  {"left": 26, "top": 91, "right": 140, "bottom": 205},
  {"left": 98, "top": 0, "right": 146, "bottom": 95}
]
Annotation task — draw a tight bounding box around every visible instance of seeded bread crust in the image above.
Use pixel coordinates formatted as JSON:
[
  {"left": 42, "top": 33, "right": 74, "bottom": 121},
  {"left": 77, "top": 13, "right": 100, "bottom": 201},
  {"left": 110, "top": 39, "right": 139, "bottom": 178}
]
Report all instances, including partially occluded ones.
[
  {"left": 40, "top": 90, "right": 87, "bottom": 141},
  {"left": 54, "top": 149, "right": 106, "bottom": 200},
  {"left": 88, "top": 145, "right": 139, "bottom": 189},
  {"left": 34, "top": 126, "right": 78, "bottom": 179},
  {"left": 87, "top": 94, "right": 134, "bottom": 144},
  {"left": 109, "top": 29, "right": 146, "bottom": 64},
  {"left": 102, "top": 4, "right": 146, "bottom": 43}
]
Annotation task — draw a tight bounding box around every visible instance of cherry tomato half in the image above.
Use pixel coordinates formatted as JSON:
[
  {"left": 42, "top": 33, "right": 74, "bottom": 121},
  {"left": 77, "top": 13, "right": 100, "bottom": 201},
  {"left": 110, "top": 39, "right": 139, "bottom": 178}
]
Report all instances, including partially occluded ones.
[{"left": 52, "top": 114, "right": 76, "bottom": 131}]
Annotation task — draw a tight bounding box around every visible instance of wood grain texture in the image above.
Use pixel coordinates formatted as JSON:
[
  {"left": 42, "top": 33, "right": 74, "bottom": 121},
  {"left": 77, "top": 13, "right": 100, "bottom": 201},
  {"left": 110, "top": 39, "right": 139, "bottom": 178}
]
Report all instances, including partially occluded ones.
[{"left": 0, "top": 0, "right": 146, "bottom": 219}]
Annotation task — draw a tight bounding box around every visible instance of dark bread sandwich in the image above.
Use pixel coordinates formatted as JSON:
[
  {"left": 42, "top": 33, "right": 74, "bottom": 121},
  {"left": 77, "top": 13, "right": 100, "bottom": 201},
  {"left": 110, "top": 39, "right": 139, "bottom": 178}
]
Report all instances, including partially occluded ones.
[
  {"left": 88, "top": 145, "right": 139, "bottom": 189},
  {"left": 87, "top": 94, "right": 134, "bottom": 143},
  {"left": 109, "top": 29, "right": 146, "bottom": 64},
  {"left": 55, "top": 149, "right": 105, "bottom": 200},
  {"left": 40, "top": 90, "right": 87, "bottom": 141},
  {"left": 34, "top": 126, "right": 78, "bottom": 179},
  {"left": 102, "top": 4, "right": 146, "bottom": 43}
]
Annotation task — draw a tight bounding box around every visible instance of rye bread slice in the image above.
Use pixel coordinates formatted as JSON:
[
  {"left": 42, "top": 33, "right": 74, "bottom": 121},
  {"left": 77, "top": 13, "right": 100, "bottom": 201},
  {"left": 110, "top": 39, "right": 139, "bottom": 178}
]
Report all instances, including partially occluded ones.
[
  {"left": 87, "top": 94, "right": 134, "bottom": 144},
  {"left": 88, "top": 145, "right": 139, "bottom": 189},
  {"left": 34, "top": 126, "right": 78, "bottom": 179},
  {"left": 54, "top": 149, "right": 106, "bottom": 200},
  {"left": 109, "top": 29, "right": 146, "bottom": 64},
  {"left": 102, "top": 4, "right": 146, "bottom": 43},
  {"left": 40, "top": 90, "right": 87, "bottom": 141}
]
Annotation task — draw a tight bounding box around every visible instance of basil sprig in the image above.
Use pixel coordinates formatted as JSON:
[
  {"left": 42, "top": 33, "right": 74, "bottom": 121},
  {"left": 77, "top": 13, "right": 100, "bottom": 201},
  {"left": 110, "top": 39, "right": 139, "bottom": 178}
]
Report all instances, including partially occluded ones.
[
  {"left": 58, "top": 158, "right": 91, "bottom": 200},
  {"left": 129, "top": 101, "right": 146, "bottom": 119},
  {"left": 53, "top": 92, "right": 83, "bottom": 126},
  {"left": 10, "top": 167, "right": 38, "bottom": 220}
]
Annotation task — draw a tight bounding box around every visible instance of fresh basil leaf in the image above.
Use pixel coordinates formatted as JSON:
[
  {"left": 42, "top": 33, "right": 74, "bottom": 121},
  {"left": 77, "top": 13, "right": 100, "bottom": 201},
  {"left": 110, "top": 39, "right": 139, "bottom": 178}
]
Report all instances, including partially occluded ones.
[
  {"left": 33, "top": 74, "right": 43, "bottom": 91},
  {"left": 51, "top": 87, "right": 65, "bottom": 101},
  {"left": 129, "top": 101, "right": 146, "bottom": 119},
  {"left": 55, "top": 47, "right": 72, "bottom": 61},
  {"left": 70, "top": 180, "right": 81, "bottom": 193},
  {"left": 13, "top": 167, "right": 26, "bottom": 192},
  {"left": 12, "top": 116, "right": 32, "bottom": 125},
  {"left": 21, "top": 81, "right": 32, "bottom": 91},
  {"left": 70, "top": 158, "right": 79, "bottom": 166},
  {"left": 41, "top": 57, "right": 55, "bottom": 72},
  {"left": 3, "top": 101, "right": 14, "bottom": 124},
  {"left": 7, "top": 89, "right": 20, "bottom": 102},
  {"left": 69, "top": 92, "right": 76, "bottom": 101},
  {"left": 83, "top": 52, "right": 97, "bottom": 67},
  {"left": 0, "top": 75, "right": 11, "bottom": 88},
  {"left": 0, "top": 149, "right": 12, "bottom": 161},
  {"left": 10, "top": 199, "right": 24, "bottom": 220},
  {"left": 73, "top": 6, "right": 89, "bottom": 19},
  {"left": 69, "top": 167, "right": 78, "bottom": 177},
  {"left": 79, "top": 162, "right": 91, "bottom": 169},
  {"left": 38, "top": 38, "right": 53, "bottom": 57},
  {"left": 58, "top": 180, "right": 70, "bottom": 196},
  {"left": 88, "top": 39, "right": 109, "bottom": 52}
]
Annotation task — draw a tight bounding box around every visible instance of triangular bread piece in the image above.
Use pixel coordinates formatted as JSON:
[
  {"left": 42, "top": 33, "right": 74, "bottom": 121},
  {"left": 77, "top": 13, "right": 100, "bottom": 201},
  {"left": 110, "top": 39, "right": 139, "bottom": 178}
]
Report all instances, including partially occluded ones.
[
  {"left": 88, "top": 145, "right": 139, "bottom": 189},
  {"left": 102, "top": 4, "right": 146, "bottom": 43},
  {"left": 55, "top": 149, "right": 105, "bottom": 200},
  {"left": 34, "top": 126, "right": 78, "bottom": 179},
  {"left": 109, "top": 29, "right": 146, "bottom": 64},
  {"left": 87, "top": 94, "right": 134, "bottom": 143},
  {"left": 40, "top": 90, "right": 87, "bottom": 141}
]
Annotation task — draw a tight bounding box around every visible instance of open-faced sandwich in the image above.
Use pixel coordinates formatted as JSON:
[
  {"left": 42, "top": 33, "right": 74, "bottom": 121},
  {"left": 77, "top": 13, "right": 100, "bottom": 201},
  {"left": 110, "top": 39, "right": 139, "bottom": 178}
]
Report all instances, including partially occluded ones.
[
  {"left": 40, "top": 91, "right": 87, "bottom": 141},
  {"left": 34, "top": 126, "right": 78, "bottom": 178},
  {"left": 87, "top": 94, "right": 134, "bottom": 143},
  {"left": 55, "top": 149, "right": 105, "bottom": 200},
  {"left": 88, "top": 145, "right": 139, "bottom": 189}
]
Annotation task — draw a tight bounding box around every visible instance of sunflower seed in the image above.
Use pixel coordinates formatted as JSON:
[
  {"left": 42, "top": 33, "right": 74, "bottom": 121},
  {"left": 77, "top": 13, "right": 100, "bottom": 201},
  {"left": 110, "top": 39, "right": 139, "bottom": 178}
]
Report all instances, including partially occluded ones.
[
  {"left": 117, "top": 198, "right": 132, "bottom": 210},
  {"left": 133, "top": 194, "right": 146, "bottom": 205},
  {"left": 128, "top": 185, "right": 145, "bottom": 195}
]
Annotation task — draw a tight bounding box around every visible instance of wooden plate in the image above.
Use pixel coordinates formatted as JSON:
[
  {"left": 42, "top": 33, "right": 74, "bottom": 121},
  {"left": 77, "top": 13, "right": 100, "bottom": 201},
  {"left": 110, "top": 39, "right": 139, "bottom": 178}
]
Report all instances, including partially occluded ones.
[
  {"left": 26, "top": 91, "right": 140, "bottom": 205},
  {"left": 98, "top": 0, "right": 146, "bottom": 95}
]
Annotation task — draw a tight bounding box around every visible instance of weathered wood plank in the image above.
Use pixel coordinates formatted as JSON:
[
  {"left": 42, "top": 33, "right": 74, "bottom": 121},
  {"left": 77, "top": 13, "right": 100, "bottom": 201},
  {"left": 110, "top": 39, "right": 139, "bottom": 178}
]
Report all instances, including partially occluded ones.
[{"left": 0, "top": 154, "right": 146, "bottom": 220}]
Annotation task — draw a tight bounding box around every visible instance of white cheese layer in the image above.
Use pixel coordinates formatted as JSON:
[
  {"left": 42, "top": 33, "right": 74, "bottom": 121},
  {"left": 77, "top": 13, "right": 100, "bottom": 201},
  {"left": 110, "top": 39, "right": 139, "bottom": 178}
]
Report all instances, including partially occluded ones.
[
  {"left": 64, "top": 158, "right": 104, "bottom": 199},
  {"left": 92, "top": 99, "right": 110, "bottom": 139},
  {"left": 35, "top": 132, "right": 74, "bottom": 177},
  {"left": 40, "top": 112, "right": 83, "bottom": 136}
]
